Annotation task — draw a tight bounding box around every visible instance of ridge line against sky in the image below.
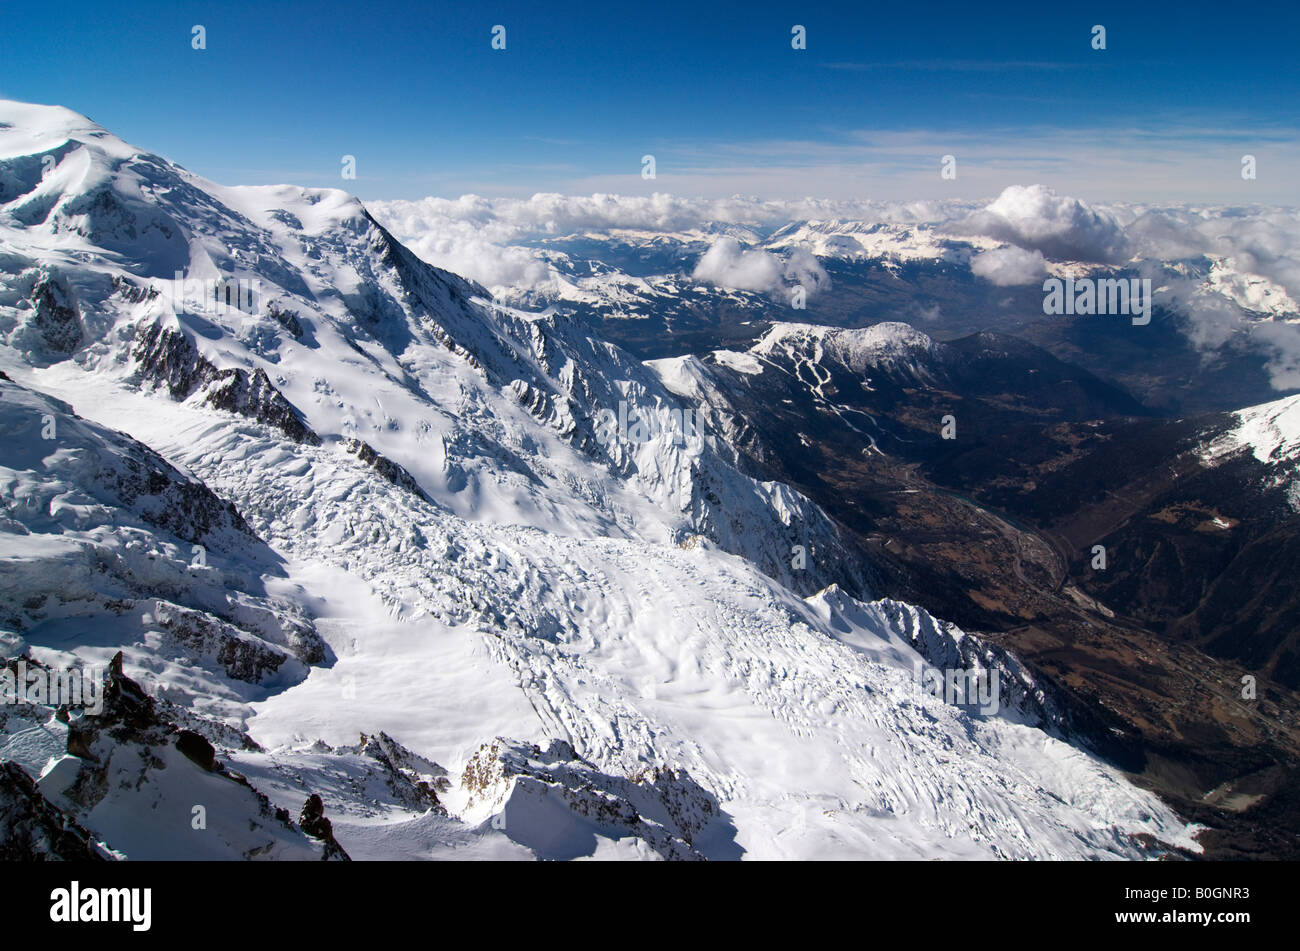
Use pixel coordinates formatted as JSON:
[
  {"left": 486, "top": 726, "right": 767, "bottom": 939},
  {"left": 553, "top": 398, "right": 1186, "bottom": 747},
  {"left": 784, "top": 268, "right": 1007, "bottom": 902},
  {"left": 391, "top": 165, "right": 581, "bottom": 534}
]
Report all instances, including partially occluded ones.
[{"left": 2, "top": 0, "right": 1297, "bottom": 203}]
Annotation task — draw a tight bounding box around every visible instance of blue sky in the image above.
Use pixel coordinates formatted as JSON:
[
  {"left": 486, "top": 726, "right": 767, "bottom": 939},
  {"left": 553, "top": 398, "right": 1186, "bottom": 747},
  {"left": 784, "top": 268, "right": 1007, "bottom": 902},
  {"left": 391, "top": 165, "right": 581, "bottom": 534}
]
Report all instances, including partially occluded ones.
[{"left": 3, "top": 0, "right": 1297, "bottom": 202}]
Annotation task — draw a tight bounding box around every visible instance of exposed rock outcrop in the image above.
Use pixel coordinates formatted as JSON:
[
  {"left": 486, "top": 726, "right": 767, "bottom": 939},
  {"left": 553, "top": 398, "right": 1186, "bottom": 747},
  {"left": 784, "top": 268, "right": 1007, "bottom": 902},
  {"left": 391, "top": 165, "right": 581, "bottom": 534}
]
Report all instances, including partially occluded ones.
[
  {"left": 0, "top": 761, "right": 114, "bottom": 861},
  {"left": 131, "top": 321, "right": 320, "bottom": 445}
]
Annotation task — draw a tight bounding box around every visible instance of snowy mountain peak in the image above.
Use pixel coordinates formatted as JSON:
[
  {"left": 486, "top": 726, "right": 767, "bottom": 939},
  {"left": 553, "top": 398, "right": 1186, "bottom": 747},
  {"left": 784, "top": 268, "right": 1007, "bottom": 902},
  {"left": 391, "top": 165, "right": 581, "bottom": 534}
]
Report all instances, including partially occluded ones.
[
  {"left": 0, "top": 100, "right": 127, "bottom": 160},
  {"left": 752, "top": 320, "right": 938, "bottom": 372},
  {"left": 1204, "top": 393, "right": 1300, "bottom": 506}
]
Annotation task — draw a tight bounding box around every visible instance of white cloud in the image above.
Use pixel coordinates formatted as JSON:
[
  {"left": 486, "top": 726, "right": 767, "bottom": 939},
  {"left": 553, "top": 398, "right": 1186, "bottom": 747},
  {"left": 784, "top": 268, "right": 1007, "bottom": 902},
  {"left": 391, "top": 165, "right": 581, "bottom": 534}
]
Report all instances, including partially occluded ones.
[
  {"left": 780, "top": 247, "right": 831, "bottom": 294},
  {"left": 1254, "top": 320, "right": 1300, "bottom": 390},
  {"left": 370, "top": 192, "right": 957, "bottom": 246},
  {"left": 969, "top": 246, "right": 1048, "bottom": 286},
  {"left": 692, "top": 237, "right": 783, "bottom": 292},
  {"left": 690, "top": 238, "right": 830, "bottom": 297},
  {"left": 953, "top": 185, "right": 1128, "bottom": 262},
  {"left": 397, "top": 232, "right": 553, "bottom": 290}
]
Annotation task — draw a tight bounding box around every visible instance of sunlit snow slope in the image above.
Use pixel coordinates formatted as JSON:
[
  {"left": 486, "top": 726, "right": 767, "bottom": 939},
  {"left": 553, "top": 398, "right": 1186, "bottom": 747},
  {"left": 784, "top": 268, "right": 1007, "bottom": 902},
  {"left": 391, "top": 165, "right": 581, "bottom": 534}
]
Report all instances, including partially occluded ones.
[{"left": 0, "top": 101, "right": 1199, "bottom": 859}]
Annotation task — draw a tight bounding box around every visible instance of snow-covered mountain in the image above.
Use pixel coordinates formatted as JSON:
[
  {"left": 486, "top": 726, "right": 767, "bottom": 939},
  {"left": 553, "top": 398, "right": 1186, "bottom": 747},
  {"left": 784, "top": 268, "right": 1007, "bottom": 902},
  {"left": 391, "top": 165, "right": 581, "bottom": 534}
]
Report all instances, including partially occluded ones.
[
  {"left": 371, "top": 190, "right": 1300, "bottom": 413},
  {"left": 1203, "top": 393, "right": 1300, "bottom": 508},
  {"left": 0, "top": 100, "right": 1201, "bottom": 859}
]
